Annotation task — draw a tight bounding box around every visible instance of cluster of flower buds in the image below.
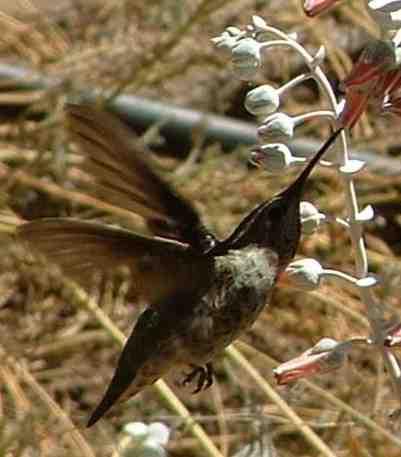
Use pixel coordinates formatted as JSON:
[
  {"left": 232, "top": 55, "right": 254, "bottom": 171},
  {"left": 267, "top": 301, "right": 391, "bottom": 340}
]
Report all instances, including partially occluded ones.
[
  {"left": 213, "top": 12, "right": 387, "bottom": 390},
  {"left": 301, "top": 5, "right": 401, "bottom": 399},
  {"left": 213, "top": 16, "right": 339, "bottom": 178},
  {"left": 120, "top": 422, "right": 170, "bottom": 457}
]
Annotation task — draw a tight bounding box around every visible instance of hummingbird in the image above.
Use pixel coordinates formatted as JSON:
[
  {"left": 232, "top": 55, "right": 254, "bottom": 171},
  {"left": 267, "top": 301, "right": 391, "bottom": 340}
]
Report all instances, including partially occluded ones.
[{"left": 17, "top": 104, "right": 341, "bottom": 427}]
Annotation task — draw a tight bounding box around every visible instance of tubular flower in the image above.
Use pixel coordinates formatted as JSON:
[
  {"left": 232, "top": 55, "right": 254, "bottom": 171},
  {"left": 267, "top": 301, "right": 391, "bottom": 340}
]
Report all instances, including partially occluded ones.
[
  {"left": 274, "top": 338, "right": 347, "bottom": 385},
  {"left": 303, "top": 0, "right": 340, "bottom": 17},
  {"left": 304, "top": 0, "right": 401, "bottom": 33},
  {"left": 338, "top": 39, "right": 401, "bottom": 128}
]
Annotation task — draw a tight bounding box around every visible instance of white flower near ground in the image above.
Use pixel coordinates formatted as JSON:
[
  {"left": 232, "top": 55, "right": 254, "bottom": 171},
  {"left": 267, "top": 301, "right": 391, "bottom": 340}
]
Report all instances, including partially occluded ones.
[{"left": 121, "top": 422, "right": 170, "bottom": 457}]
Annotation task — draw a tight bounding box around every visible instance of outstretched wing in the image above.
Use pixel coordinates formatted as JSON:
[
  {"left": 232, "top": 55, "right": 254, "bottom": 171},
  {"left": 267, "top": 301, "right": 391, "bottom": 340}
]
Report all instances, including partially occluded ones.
[
  {"left": 66, "top": 104, "right": 215, "bottom": 251},
  {"left": 17, "top": 218, "right": 212, "bottom": 303}
]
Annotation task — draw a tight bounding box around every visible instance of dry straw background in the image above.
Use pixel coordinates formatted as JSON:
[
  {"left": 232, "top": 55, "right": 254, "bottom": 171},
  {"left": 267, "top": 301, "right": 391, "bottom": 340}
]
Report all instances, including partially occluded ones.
[{"left": 1, "top": 0, "right": 401, "bottom": 456}]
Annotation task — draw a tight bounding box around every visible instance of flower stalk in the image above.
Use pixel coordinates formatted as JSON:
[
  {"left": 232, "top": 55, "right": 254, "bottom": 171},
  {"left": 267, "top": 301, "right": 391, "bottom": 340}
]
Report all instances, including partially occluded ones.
[{"left": 214, "top": 13, "right": 401, "bottom": 407}]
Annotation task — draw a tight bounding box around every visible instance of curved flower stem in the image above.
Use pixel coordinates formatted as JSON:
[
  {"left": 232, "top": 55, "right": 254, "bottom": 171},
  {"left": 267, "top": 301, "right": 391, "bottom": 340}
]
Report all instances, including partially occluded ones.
[
  {"left": 321, "top": 269, "right": 366, "bottom": 284},
  {"left": 258, "top": 23, "right": 401, "bottom": 403},
  {"left": 279, "top": 73, "right": 312, "bottom": 93},
  {"left": 295, "top": 110, "right": 336, "bottom": 123}
]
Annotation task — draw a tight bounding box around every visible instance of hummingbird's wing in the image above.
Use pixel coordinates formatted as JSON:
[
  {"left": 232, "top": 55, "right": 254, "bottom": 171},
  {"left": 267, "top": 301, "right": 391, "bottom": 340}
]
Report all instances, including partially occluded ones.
[
  {"left": 17, "top": 218, "right": 212, "bottom": 303},
  {"left": 66, "top": 104, "right": 215, "bottom": 252}
]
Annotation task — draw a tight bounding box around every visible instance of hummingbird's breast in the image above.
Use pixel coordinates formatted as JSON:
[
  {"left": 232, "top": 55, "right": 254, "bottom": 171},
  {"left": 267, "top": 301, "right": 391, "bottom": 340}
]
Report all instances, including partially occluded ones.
[{"left": 181, "top": 246, "right": 279, "bottom": 363}]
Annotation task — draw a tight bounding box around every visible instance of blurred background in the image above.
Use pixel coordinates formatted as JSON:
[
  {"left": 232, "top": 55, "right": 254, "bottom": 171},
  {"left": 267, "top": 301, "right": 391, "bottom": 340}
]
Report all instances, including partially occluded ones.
[{"left": 1, "top": 0, "right": 401, "bottom": 456}]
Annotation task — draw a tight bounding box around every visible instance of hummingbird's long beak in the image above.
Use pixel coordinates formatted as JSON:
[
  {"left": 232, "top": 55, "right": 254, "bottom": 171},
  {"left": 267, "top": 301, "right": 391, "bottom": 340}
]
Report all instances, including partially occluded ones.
[{"left": 280, "top": 127, "right": 343, "bottom": 198}]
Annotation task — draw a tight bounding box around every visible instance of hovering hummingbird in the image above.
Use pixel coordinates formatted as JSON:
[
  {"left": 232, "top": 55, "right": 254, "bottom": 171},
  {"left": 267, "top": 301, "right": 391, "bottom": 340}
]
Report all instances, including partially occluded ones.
[{"left": 17, "top": 104, "right": 341, "bottom": 427}]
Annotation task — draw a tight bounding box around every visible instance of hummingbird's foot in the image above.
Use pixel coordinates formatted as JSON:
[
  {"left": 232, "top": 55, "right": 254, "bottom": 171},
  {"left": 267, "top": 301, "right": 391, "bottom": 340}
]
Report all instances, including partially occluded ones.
[{"left": 182, "top": 363, "right": 214, "bottom": 393}]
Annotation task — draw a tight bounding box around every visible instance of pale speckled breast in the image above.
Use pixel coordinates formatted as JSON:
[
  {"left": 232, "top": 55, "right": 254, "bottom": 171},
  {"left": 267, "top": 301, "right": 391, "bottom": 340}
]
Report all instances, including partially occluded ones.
[{"left": 181, "top": 246, "right": 279, "bottom": 363}]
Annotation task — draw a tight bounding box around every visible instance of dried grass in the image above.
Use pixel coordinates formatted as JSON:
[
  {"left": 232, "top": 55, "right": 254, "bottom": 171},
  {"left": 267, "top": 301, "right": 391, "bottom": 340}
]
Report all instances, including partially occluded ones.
[{"left": 1, "top": 1, "right": 401, "bottom": 456}]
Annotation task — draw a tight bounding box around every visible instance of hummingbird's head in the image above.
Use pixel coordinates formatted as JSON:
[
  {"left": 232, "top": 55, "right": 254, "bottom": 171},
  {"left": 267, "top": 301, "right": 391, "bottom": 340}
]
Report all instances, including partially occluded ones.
[
  {"left": 255, "top": 127, "right": 343, "bottom": 266},
  {"left": 216, "top": 128, "right": 342, "bottom": 268},
  {"left": 231, "top": 182, "right": 303, "bottom": 268},
  {"left": 257, "top": 191, "right": 302, "bottom": 266}
]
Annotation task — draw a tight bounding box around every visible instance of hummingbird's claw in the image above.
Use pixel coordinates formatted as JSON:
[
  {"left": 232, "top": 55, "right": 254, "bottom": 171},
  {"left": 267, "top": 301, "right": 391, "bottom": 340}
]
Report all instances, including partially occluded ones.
[
  {"left": 182, "top": 363, "right": 214, "bottom": 393},
  {"left": 204, "top": 363, "right": 214, "bottom": 390}
]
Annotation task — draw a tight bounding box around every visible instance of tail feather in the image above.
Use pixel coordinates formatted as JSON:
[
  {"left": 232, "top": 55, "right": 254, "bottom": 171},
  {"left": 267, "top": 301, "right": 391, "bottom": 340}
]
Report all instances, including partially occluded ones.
[
  {"left": 87, "top": 308, "right": 162, "bottom": 427},
  {"left": 87, "top": 363, "right": 139, "bottom": 427}
]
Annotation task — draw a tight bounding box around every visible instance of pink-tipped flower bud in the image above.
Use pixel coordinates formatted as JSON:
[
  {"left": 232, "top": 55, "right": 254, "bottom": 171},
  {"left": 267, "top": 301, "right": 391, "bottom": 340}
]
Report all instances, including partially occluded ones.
[
  {"left": 303, "top": 0, "right": 340, "bottom": 17},
  {"left": 274, "top": 338, "right": 346, "bottom": 385}
]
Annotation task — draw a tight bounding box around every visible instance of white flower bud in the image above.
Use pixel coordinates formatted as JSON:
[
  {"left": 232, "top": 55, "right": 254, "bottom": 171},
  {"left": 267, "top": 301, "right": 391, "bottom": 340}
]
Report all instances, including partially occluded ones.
[
  {"left": 300, "top": 201, "right": 325, "bottom": 235},
  {"left": 252, "top": 15, "right": 267, "bottom": 29},
  {"left": 211, "top": 27, "right": 244, "bottom": 50},
  {"left": 250, "top": 143, "right": 304, "bottom": 174},
  {"left": 258, "top": 112, "right": 295, "bottom": 141},
  {"left": 311, "top": 337, "right": 339, "bottom": 354},
  {"left": 245, "top": 84, "right": 280, "bottom": 116},
  {"left": 226, "top": 26, "right": 242, "bottom": 36},
  {"left": 339, "top": 159, "right": 367, "bottom": 175},
  {"left": 285, "top": 258, "right": 323, "bottom": 290},
  {"left": 232, "top": 38, "right": 262, "bottom": 80}
]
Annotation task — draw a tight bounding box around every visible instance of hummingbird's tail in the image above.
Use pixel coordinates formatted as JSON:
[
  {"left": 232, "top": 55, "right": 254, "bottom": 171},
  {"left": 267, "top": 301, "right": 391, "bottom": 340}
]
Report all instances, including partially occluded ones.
[
  {"left": 86, "top": 366, "right": 142, "bottom": 428},
  {"left": 87, "top": 308, "right": 163, "bottom": 427}
]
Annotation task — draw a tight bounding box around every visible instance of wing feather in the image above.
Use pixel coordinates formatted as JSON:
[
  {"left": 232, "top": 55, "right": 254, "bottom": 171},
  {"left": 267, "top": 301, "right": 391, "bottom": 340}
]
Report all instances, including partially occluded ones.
[
  {"left": 66, "top": 104, "right": 215, "bottom": 250},
  {"left": 17, "top": 218, "right": 212, "bottom": 303}
]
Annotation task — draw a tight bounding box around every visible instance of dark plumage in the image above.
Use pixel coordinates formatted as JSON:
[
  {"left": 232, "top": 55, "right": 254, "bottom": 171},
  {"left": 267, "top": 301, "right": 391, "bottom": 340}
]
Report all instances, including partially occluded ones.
[{"left": 17, "top": 104, "right": 341, "bottom": 426}]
